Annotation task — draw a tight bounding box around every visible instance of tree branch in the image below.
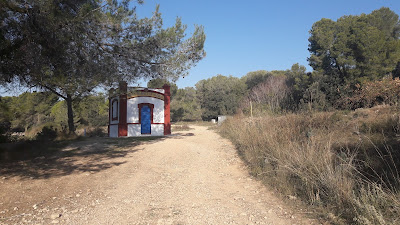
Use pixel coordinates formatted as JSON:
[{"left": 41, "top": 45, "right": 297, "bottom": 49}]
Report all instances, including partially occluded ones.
[
  {"left": 97, "top": 43, "right": 168, "bottom": 66},
  {"left": 37, "top": 82, "right": 67, "bottom": 99},
  {"left": 82, "top": 3, "right": 109, "bottom": 18}
]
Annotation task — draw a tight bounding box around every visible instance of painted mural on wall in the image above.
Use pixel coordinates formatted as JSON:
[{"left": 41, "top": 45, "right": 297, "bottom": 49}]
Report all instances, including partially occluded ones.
[{"left": 108, "top": 82, "right": 171, "bottom": 137}]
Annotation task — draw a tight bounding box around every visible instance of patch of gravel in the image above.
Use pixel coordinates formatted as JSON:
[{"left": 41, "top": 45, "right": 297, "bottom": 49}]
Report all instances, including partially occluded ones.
[{"left": 0, "top": 126, "right": 318, "bottom": 224}]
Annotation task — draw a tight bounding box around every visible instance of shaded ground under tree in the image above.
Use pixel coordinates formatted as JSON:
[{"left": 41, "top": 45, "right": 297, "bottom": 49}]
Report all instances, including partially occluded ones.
[{"left": 0, "top": 136, "right": 164, "bottom": 179}]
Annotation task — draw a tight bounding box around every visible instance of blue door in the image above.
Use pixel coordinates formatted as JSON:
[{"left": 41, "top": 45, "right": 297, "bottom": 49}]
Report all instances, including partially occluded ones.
[{"left": 141, "top": 105, "right": 151, "bottom": 134}]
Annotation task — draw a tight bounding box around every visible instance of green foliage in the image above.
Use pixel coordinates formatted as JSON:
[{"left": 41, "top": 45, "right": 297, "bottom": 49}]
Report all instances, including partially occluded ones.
[
  {"left": 0, "top": 96, "right": 11, "bottom": 142},
  {"left": 171, "top": 87, "right": 202, "bottom": 121},
  {"left": 196, "top": 75, "right": 247, "bottom": 120},
  {"left": 241, "top": 64, "right": 323, "bottom": 113},
  {"left": 241, "top": 75, "right": 292, "bottom": 115},
  {"left": 286, "top": 63, "right": 310, "bottom": 103},
  {"left": 0, "top": 91, "right": 111, "bottom": 139},
  {"left": 74, "top": 94, "right": 109, "bottom": 127},
  {"left": 241, "top": 70, "right": 270, "bottom": 90},
  {"left": 308, "top": 7, "right": 400, "bottom": 90},
  {"left": 50, "top": 101, "right": 69, "bottom": 131},
  {"left": 50, "top": 95, "right": 108, "bottom": 130},
  {"left": 147, "top": 78, "right": 178, "bottom": 99},
  {"left": 299, "top": 81, "right": 329, "bottom": 111},
  {"left": 5, "top": 92, "right": 59, "bottom": 132},
  {"left": 35, "top": 125, "right": 58, "bottom": 141},
  {"left": 0, "top": 0, "right": 206, "bottom": 133},
  {"left": 241, "top": 70, "right": 288, "bottom": 92}
]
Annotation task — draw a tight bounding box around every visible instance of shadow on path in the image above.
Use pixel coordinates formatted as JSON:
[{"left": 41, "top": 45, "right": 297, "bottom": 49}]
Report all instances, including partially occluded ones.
[{"left": 0, "top": 136, "right": 165, "bottom": 180}]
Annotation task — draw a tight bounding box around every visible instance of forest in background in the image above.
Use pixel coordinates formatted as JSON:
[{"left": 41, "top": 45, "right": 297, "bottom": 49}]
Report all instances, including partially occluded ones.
[
  {"left": 0, "top": 92, "right": 108, "bottom": 141},
  {"left": 1, "top": 6, "right": 400, "bottom": 141}
]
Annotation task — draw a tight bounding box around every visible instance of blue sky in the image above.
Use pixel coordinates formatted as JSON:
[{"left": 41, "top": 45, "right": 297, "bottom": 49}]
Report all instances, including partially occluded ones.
[
  {"left": 2, "top": 0, "right": 400, "bottom": 96},
  {"left": 136, "top": 0, "right": 400, "bottom": 88}
]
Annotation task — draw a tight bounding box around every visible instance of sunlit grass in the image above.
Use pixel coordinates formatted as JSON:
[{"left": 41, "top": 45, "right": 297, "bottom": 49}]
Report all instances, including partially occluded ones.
[{"left": 219, "top": 105, "right": 400, "bottom": 224}]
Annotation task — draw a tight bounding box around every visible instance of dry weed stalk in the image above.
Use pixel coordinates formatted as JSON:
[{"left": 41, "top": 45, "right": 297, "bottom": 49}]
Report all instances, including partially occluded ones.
[{"left": 220, "top": 106, "right": 400, "bottom": 224}]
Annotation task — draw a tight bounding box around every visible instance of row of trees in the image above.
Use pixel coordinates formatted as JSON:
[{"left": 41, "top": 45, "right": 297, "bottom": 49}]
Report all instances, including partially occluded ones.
[
  {"left": 168, "top": 68, "right": 298, "bottom": 121},
  {"left": 308, "top": 7, "right": 400, "bottom": 106},
  {"left": 170, "top": 7, "right": 400, "bottom": 120},
  {"left": 0, "top": 92, "right": 108, "bottom": 137},
  {"left": 1, "top": 6, "right": 399, "bottom": 137},
  {"left": 1, "top": 60, "right": 398, "bottom": 139}
]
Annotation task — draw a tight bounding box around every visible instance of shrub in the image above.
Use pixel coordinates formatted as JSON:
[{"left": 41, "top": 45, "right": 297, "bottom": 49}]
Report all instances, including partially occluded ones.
[
  {"left": 220, "top": 106, "right": 400, "bottom": 224},
  {"left": 86, "top": 127, "right": 107, "bottom": 137},
  {"left": 241, "top": 75, "right": 292, "bottom": 115},
  {"left": 299, "top": 81, "right": 330, "bottom": 112},
  {"left": 35, "top": 125, "right": 58, "bottom": 141},
  {"left": 172, "top": 124, "right": 191, "bottom": 131},
  {"left": 0, "top": 121, "right": 11, "bottom": 143},
  {"left": 339, "top": 77, "right": 400, "bottom": 109}
]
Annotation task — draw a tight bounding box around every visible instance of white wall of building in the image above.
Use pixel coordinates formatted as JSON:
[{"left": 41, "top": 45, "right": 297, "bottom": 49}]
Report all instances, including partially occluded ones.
[
  {"left": 128, "top": 124, "right": 141, "bottom": 136},
  {"left": 127, "top": 97, "right": 164, "bottom": 124},
  {"left": 151, "top": 124, "right": 164, "bottom": 136},
  {"left": 128, "top": 124, "right": 164, "bottom": 136},
  {"left": 109, "top": 125, "right": 118, "bottom": 137}
]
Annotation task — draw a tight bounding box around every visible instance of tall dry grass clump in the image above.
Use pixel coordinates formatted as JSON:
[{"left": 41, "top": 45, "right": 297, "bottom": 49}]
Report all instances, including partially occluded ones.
[{"left": 220, "top": 105, "right": 400, "bottom": 224}]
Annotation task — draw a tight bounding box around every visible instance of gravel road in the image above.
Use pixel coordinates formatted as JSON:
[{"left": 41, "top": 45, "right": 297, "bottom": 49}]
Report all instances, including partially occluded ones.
[{"left": 0, "top": 125, "right": 317, "bottom": 224}]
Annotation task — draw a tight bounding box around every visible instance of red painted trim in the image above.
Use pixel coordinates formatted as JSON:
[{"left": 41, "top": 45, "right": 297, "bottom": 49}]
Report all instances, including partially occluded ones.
[
  {"left": 118, "top": 124, "right": 127, "bottom": 137},
  {"left": 163, "top": 84, "right": 171, "bottom": 135},
  {"left": 118, "top": 82, "right": 128, "bottom": 137},
  {"left": 108, "top": 98, "right": 111, "bottom": 137}
]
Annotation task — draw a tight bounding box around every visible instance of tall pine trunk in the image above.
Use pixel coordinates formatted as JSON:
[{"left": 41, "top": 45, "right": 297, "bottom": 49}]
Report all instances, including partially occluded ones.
[{"left": 66, "top": 94, "right": 75, "bottom": 133}]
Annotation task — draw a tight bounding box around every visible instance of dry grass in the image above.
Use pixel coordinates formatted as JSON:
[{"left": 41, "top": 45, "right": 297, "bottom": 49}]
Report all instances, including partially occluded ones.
[
  {"left": 220, "top": 105, "right": 400, "bottom": 224},
  {"left": 173, "top": 121, "right": 214, "bottom": 127},
  {"left": 172, "top": 124, "right": 192, "bottom": 132}
]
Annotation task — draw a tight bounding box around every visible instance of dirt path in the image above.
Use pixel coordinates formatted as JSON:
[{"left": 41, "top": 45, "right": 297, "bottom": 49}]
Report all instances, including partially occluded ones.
[{"left": 0, "top": 126, "right": 317, "bottom": 224}]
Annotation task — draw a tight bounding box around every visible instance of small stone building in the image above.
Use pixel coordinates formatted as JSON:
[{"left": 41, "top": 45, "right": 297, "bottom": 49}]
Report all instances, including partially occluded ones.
[{"left": 108, "top": 82, "right": 171, "bottom": 137}]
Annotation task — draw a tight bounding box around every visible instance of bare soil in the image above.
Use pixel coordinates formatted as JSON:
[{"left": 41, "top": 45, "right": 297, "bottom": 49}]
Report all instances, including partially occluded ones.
[{"left": 0, "top": 126, "right": 318, "bottom": 224}]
